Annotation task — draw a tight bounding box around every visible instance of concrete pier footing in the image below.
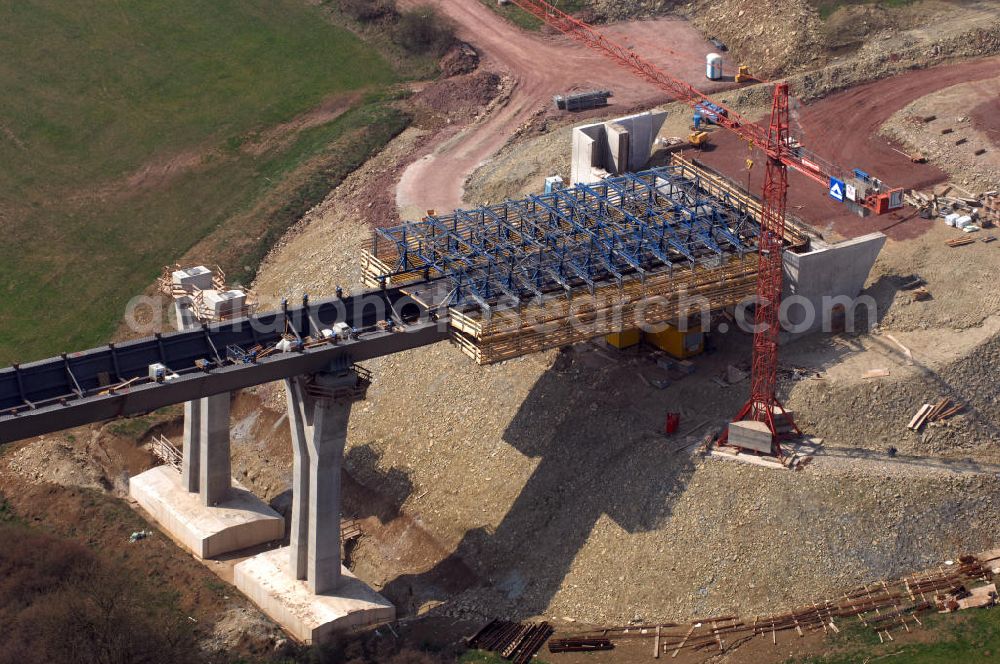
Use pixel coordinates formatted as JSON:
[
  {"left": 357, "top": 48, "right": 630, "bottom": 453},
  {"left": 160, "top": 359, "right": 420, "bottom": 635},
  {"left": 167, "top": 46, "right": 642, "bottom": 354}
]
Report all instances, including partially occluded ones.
[
  {"left": 129, "top": 465, "right": 283, "bottom": 558},
  {"left": 235, "top": 547, "right": 394, "bottom": 644},
  {"left": 131, "top": 299, "right": 280, "bottom": 558}
]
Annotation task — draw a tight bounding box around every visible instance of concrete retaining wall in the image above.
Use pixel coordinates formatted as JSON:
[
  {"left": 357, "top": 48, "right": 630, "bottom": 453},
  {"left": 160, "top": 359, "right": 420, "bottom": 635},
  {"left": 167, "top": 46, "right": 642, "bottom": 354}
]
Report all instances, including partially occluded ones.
[{"left": 782, "top": 232, "right": 887, "bottom": 337}]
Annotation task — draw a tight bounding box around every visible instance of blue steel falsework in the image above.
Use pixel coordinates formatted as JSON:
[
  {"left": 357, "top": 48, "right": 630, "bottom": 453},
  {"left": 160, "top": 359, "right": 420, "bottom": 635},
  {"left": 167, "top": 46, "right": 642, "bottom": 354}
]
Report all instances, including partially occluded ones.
[{"left": 369, "top": 166, "right": 761, "bottom": 312}]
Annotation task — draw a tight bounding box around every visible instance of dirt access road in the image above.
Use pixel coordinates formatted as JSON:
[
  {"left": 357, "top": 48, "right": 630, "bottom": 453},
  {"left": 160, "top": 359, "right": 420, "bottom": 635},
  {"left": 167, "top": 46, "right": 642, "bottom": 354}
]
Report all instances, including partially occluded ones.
[
  {"left": 695, "top": 56, "right": 1000, "bottom": 241},
  {"left": 396, "top": 0, "right": 733, "bottom": 216}
]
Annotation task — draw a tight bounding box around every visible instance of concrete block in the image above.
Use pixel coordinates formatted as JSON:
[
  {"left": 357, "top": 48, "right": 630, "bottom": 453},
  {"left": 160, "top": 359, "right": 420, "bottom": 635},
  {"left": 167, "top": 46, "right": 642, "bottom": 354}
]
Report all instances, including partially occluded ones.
[
  {"left": 606, "top": 122, "right": 630, "bottom": 174},
  {"left": 571, "top": 124, "right": 602, "bottom": 184},
  {"left": 235, "top": 547, "right": 395, "bottom": 644},
  {"left": 171, "top": 266, "right": 213, "bottom": 291},
  {"left": 202, "top": 289, "right": 247, "bottom": 317},
  {"left": 570, "top": 110, "right": 668, "bottom": 184},
  {"left": 129, "top": 465, "right": 283, "bottom": 558},
  {"left": 728, "top": 420, "right": 773, "bottom": 454}
]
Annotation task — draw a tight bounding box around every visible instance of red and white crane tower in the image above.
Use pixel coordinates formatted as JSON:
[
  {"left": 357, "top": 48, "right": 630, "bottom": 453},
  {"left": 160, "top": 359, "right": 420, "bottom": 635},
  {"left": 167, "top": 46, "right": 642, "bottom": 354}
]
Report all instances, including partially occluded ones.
[{"left": 506, "top": 0, "right": 904, "bottom": 454}]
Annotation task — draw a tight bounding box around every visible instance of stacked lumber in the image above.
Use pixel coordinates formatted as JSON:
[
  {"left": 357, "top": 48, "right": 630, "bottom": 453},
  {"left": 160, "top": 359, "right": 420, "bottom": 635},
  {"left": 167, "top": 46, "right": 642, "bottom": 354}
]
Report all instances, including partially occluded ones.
[
  {"left": 467, "top": 620, "right": 554, "bottom": 663},
  {"left": 340, "top": 517, "right": 363, "bottom": 544},
  {"left": 908, "top": 397, "right": 964, "bottom": 431}
]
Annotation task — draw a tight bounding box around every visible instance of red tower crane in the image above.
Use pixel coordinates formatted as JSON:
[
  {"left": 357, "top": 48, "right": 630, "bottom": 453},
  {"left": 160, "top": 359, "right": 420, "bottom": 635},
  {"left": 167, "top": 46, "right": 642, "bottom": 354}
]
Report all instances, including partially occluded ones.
[{"left": 506, "top": 0, "right": 903, "bottom": 453}]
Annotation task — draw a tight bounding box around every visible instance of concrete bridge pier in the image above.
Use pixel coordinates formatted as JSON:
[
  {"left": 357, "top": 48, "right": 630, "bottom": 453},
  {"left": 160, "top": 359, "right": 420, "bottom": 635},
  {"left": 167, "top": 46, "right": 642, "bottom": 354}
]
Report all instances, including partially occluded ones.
[
  {"left": 235, "top": 365, "right": 394, "bottom": 644},
  {"left": 128, "top": 298, "right": 283, "bottom": 558},
  {"left": 199, "top": 392, "right": 232, "bottom": 506}
]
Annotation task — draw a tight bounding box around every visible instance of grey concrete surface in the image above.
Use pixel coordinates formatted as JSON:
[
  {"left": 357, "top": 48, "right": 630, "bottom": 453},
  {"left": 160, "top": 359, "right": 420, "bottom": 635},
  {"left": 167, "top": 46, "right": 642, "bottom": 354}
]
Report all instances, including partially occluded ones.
[
  {"left": 285, "top": 377, "right": 312, "bottom": 581},
  {"left": 182, "top": 399, "right": 201, "bottom": 493},
  {"left": 306, "top": 374, "right": 357, "bottom": 594},
  {"left": 571, "top": 110, "right": 668, "bottom": 184},
  {"left": 783, "top": 232, "right": 887, "bottom": 337},
  {"left": 130, "top": 465, "right": 283, "bottom": 558},
  {"left": 199, "top": 392, "right": 232, "bottom": 506}
]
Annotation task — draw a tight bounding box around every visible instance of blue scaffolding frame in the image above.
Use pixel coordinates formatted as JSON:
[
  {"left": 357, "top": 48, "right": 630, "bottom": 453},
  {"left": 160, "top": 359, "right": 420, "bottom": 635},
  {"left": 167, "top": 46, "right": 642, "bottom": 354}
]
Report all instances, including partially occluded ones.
[{"left": 369, "top": 166, "right": 760, "bottom": 311}]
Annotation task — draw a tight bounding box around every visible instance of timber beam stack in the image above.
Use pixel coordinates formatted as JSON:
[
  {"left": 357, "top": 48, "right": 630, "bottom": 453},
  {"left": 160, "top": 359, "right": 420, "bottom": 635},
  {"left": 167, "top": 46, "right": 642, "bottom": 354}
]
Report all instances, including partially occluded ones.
[{"left": 546, "top": 553, "right": 994, "bottom": 658}]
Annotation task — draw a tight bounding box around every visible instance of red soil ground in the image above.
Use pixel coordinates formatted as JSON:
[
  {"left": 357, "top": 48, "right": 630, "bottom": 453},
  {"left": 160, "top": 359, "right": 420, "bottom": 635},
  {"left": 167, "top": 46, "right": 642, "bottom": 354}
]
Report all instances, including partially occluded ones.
[
  {"left": 970, "top": 95, "right": 1000, "bottom": 149},
  {"left": 693, "top": 56, "right": 1000, "bottom": 241},
  {"left": 396, "top": 0, "right": 737, "bottom": 214}
]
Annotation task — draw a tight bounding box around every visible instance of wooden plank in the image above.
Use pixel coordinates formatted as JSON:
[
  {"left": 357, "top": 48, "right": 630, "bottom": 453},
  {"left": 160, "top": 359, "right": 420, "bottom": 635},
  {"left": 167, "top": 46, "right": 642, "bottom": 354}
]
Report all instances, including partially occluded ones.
[
  {"left": 671, "top": 625, "right": 695, "bottom": 658},
  {"left": 908, "top": 404, "right": 932, "bottom": 430}
]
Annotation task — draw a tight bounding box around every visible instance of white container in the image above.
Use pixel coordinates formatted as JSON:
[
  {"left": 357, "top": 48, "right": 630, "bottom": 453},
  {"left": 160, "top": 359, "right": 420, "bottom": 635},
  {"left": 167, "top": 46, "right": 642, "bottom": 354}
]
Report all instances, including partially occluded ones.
[
  {"left": 956, "top": 215, "right": 972, "bottom": 229},
  {"left": 333, "top": 322, "right": 352, "bottom": 340},
  {"left": 706, "top": 53, "right": 723, "bottom": 80},
  {"left": 945, "top": 213, "right": 959, "bottom": 226}
]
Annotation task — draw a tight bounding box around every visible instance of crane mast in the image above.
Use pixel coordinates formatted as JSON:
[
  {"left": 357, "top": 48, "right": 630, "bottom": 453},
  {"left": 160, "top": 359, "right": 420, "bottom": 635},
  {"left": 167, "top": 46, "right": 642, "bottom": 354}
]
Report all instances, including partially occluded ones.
[{"left": 724, "top": 82, "right": 801, "bottom": 451}]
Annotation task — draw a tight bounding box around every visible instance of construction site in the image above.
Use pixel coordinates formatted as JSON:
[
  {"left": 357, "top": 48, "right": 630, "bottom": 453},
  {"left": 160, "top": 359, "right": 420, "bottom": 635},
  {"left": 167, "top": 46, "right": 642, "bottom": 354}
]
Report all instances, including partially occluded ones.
[{"left": 1, "top": 0, "right": 999, "bottom": 662}]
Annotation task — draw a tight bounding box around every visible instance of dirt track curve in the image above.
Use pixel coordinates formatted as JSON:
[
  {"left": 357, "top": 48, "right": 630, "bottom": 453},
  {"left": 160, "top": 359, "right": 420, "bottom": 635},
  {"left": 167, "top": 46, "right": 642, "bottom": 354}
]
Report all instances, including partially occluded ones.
[{"left": 395, "top": 0, "right": 734, "bottom": 215}]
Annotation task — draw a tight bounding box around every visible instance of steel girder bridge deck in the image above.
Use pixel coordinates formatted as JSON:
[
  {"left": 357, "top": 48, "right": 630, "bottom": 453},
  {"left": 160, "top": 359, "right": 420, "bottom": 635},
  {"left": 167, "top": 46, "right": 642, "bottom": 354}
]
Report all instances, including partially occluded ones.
[
  {"left": 0, "top": 161, "right": 808, "bottom": 441},
  {"left": 0, "top": 288, "right": 449, "bottom": 444}
]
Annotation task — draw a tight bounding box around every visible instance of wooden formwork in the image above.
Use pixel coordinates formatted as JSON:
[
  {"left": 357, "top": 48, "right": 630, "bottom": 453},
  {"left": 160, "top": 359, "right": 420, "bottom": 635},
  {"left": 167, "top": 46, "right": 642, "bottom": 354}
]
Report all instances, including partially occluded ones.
[{"left": 451, "top": 254, "right": 758, "bottom": 363}]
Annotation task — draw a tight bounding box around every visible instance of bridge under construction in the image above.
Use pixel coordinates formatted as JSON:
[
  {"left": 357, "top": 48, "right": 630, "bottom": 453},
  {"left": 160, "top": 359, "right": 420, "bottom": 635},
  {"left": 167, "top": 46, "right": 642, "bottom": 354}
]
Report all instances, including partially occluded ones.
[{"left": 0, "top": 156, "right": 883, "bottom": 643}]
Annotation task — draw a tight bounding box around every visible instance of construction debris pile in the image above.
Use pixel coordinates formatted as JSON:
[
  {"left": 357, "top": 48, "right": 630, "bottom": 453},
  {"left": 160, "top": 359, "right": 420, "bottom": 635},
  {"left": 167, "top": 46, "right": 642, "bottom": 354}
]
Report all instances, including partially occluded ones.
[
  {"left": 906, "top": 185, "right": 999, "bottom": 247},
  {"left": 907, "top": 396, "right": 965, "bottom": 432}
]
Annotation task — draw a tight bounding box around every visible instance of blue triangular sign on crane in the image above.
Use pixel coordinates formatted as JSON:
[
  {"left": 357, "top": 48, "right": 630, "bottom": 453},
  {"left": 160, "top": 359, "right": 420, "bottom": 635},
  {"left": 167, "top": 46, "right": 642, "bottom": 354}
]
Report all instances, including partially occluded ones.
[{"left": 829, "top": 177, "right": 845, "bottom": 202}]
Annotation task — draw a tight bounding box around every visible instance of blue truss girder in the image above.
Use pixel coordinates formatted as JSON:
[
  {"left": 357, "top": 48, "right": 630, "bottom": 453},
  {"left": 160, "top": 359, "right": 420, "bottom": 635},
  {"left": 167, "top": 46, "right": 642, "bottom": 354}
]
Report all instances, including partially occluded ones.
[
  {"left": 370, "top": 167, "right": 762, "bottom": 309},
  {"left": 623, "top": 172, "right": 731, "bottom": 256},
  {"left": 559, "top": 184, "right": 647, "bottom": 275},
  {"left": 587, "top": 179, "right": 697, "bottom": 266}
]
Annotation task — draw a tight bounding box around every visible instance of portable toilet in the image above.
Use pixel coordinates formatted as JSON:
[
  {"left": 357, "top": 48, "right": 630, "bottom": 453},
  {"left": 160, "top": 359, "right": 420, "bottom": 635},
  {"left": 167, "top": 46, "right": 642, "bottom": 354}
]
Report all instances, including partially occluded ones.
[
  {"left": 693, "top": 112, "right": 703, "bottom": 130},
  {"left": 706, "top": 53, "right": 723, "bottom": 80}
]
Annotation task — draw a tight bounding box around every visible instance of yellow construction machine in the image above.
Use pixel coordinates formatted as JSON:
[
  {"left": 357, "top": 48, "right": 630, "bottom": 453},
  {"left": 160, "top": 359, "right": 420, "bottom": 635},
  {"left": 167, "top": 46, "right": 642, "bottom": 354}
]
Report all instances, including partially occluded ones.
[
  {"left": 735, "top": 65, "right": 756, "bottom": 84},
  {"left": 688, "top": 130, "right": 710, "bottom": 148}
]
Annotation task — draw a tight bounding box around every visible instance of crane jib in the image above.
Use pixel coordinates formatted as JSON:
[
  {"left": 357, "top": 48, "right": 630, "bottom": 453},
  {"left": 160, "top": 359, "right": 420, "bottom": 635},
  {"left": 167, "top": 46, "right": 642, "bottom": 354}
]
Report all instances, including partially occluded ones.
[{"left": 509, "top": 0, "right": 902, "bottom": 215}]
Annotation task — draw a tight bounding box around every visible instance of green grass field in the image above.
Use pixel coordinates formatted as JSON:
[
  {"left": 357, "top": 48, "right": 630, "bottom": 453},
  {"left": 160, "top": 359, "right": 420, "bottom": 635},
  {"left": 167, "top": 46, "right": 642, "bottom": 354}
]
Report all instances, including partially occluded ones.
[
  {"left": 0, "top": 0, "right": 402, "bottom": 364},
  {"left": 791, "top": 608, "right": 1000, "bottom": 663}
]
